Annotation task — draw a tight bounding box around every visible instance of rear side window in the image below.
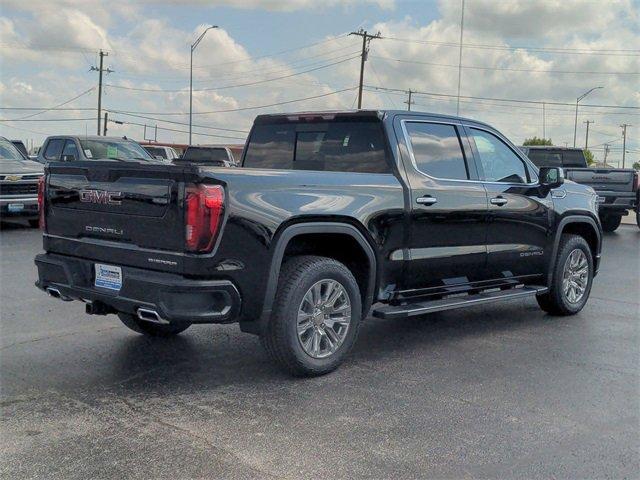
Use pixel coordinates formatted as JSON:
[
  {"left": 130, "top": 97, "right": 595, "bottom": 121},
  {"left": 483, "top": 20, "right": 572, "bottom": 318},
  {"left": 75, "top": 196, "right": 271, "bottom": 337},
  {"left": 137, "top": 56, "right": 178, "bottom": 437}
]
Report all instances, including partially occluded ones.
[
  {"left": 44, "top": 139, "right": 64, "bottom": 160},
  {"left": 527, "top": 150, "right": 562, "bottom": 168},
  {"left": 183, "top": 147, "right": 229, "bottom": 162},
  {"left": 561, "top": 150, "right": 587, "bottom": 167},
  {"left": 405, "top": 122, "right": 469, "bottom": 180},
  {"left": 61, "top": 140, "right": 79, "bottom": 161},
  {"left": 243, "top": 121, "right": 390, "bottom": 173}
]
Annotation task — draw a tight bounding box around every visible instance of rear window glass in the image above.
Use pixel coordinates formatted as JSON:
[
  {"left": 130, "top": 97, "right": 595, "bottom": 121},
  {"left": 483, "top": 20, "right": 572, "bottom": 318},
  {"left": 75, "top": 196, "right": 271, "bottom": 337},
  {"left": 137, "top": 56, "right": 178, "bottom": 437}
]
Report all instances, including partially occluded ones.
[
  {"left": 144, "top": 146, "right": 167, "bottom": 159},
  {"left": 182, "top": 147, "right": 229, "bottom": 162},
  {"left": 405, "top": 122, "right": 468, "bottom": 180},
  {"left": 44, "top": 139, "right": 65, "bottom": 160},
  {"left": 243, "top": 121, "right": 390, "bottom": 174},
  {"left": 79, "top": 139, "right": 154, "bottom": 162}
]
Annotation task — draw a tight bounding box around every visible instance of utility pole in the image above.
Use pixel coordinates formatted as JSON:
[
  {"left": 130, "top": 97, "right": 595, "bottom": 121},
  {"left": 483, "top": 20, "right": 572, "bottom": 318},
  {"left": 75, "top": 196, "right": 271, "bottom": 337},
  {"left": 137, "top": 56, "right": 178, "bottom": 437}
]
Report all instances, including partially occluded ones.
[
  {"left": 405, "top": 90, "right": 414, "bottom": 111},
  {"left": 542, "top": 102, "right": 546, "bottom": 139},
  {"left": 103, "top": 112, "right": 108, "bottom": 136},
  {"left": 583, "top": 120, "right": 594, "bottom": 149},
  {"left": 456, "top": 0, "right": 465, "bottom": 116},
  {"left": 90, "top": 50, "right": 113, "bottom": 136},
  {"left": 620, "top": 123, "right": 631, "bottom": 168},
  {"left": 350, "top": 29, "right": 381, "bottom": 109},
  {"left": 603, "top": 143, "right": 611, "bottom": 165}
]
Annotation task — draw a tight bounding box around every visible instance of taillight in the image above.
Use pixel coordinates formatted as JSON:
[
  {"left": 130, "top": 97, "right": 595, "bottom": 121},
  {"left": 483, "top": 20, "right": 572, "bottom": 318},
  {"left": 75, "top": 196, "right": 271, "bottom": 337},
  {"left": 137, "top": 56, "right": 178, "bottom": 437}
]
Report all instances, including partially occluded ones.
[
  {"left": 633, "top": 171, "right": 639, "bottom": 192},
  {"left": 185, "top": 184, "right": 224, "bottom": 252},
  {"left": 37, "top": 176, "right": 45, "bottom": 230}
]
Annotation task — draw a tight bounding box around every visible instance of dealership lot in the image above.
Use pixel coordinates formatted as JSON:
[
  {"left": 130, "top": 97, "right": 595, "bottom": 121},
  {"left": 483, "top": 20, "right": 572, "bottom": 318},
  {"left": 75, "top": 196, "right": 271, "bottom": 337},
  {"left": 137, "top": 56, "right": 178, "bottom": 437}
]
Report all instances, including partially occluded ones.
[{"left": 1, "top": 222, "right": 638, "bottom": 479}]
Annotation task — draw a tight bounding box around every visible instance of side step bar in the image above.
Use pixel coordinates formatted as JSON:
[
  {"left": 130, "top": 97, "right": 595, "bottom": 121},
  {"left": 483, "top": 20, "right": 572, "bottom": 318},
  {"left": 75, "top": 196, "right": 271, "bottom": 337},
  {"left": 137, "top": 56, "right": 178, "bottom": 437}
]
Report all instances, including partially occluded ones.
[{"left": 372, "top": 286, "right": 548, "bottom": 320}]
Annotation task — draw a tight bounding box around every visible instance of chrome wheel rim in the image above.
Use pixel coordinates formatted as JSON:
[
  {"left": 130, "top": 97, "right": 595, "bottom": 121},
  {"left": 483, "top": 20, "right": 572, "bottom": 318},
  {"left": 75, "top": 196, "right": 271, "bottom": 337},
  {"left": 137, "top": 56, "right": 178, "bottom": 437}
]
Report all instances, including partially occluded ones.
[
  {"left": 562, "top": 249, "right": 589, "bottom": 304},
  {"left": 297, "top": 279, "right": 351, "bottom": 359}
]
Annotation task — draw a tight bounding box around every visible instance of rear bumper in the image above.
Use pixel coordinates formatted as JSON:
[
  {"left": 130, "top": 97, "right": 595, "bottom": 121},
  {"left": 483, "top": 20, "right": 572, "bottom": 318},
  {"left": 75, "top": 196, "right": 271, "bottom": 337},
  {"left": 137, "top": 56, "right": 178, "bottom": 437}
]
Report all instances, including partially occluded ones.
[
  {"left": 596, "top": 191, "right": 636, "bottom": 213},
  {"left": 35, "top": 253, "right": 241, "bottom": 324}
]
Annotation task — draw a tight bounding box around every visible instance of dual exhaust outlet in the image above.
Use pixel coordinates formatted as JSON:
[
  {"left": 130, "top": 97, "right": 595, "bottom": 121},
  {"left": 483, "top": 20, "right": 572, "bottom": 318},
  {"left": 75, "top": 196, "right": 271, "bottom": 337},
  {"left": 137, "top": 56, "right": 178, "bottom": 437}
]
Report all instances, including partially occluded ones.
[{"left": 46, "top": 287, "right": 167, "bottom": 325}]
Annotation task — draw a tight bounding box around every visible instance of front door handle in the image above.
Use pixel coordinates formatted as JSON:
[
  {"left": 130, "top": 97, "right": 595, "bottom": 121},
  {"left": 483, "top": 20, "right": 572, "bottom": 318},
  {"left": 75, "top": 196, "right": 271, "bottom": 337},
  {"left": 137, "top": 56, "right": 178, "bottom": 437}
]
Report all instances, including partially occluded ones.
[
  {"left": 490, "top": 196, "right": 508, "bottom": 206},
  {"left": 416, "top": 195, "right": 437, "bottom": 206}
]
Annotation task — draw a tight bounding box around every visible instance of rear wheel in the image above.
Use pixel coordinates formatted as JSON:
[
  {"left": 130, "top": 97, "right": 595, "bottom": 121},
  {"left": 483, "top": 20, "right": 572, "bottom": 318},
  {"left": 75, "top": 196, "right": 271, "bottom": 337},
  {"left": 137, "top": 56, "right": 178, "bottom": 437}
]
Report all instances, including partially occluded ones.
[
  {"left": 600, "top": 213, "right": 622, "bottom": 232},
  {"left": 118, "top": 313, "right": 191, "bottom": 337},
  {"left": 261, "top": 255, "right": 362, "bottom": 377},
  {"left": 537, "top": 234, "right": 593, "bottom": 316}
]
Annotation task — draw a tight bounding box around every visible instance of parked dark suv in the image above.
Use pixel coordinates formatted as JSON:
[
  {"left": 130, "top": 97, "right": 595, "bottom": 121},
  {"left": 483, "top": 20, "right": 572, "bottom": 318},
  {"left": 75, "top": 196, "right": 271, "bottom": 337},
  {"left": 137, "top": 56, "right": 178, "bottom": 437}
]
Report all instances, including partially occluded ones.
[{"left": 36, "top": 110, "right": 602, "bottom": 376}]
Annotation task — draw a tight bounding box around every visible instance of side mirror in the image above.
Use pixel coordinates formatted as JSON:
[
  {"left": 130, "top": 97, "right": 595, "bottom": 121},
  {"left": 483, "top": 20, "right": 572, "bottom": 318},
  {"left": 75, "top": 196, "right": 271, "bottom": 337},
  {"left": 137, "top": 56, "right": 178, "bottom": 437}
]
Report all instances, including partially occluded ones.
[
  {"left": 61, "top": 154, "right": 76, "bottom": 162},
  {"left": 539, "top": 166, "right": 564, "bottom": 188}
]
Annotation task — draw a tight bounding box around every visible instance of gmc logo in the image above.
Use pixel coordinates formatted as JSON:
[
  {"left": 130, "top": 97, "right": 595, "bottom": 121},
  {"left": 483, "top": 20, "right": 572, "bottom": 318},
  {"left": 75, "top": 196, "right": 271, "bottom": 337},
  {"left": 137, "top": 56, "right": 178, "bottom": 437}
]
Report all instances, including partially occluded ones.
[{"left": 79, "top": 189, "right": 123, "bottom": 205}]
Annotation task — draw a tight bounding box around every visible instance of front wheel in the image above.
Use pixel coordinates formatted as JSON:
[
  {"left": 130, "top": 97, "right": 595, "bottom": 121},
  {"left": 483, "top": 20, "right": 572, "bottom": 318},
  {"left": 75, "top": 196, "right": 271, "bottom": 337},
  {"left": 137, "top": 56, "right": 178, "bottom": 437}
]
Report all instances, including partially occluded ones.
[
  {"left": 261, "top": 255, "right": 362, "bottom": 377},
  {"left": 537, "top": 234, "right": 593, "bottom": 316},
  {"left": 600, "top": 213, "right": 622, "bottom": 232},
  {"left": 118, "top": 313, "right": 191, "bottom": 337}
]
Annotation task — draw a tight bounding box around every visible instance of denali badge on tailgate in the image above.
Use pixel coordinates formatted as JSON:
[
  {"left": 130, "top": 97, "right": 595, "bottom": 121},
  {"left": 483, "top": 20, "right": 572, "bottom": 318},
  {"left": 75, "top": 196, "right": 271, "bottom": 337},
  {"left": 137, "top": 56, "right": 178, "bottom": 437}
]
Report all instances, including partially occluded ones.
[{"left": 79, "top": 189, "right": 123, "bottom": 205}]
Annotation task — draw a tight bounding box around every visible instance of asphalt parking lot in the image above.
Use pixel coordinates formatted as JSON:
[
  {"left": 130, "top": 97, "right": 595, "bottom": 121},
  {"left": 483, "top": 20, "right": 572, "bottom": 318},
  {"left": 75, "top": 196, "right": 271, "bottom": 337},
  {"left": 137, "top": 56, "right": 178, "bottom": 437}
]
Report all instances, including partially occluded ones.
[{"left": 1, "top": 221, "right": 638, "bottom": 479}]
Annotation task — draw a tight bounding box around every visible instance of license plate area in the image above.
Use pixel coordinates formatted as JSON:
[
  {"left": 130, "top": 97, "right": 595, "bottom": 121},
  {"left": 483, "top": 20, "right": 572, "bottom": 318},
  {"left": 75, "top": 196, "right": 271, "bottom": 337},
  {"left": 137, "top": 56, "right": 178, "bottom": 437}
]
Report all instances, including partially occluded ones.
[
  {"left": 94, "top": 263, "right": 123, "bottom": 291},
  {"left": 8, "top": 203, "right": 24, "bottom": 212}
]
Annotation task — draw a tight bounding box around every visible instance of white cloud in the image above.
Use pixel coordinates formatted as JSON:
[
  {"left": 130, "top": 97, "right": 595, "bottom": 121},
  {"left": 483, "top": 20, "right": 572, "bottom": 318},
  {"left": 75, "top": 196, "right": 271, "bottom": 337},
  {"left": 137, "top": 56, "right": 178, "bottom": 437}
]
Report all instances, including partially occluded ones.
[
  {"left": 0, "top": 0, "right": 637, "bottom": 165},
  {"left": 139, "top": 0, "right": 396, "bottom": 11}
]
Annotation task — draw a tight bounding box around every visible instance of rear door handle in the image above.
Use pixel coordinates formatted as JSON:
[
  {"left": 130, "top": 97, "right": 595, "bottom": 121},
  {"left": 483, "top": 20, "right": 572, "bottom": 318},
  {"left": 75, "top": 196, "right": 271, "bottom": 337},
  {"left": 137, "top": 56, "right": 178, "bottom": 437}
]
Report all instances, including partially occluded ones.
[
  {"left": 416, "top": 195, "right": 437, "bottom": 206},
  {"left": 490, "top": 196, "right": 508, "bottom": 206}
]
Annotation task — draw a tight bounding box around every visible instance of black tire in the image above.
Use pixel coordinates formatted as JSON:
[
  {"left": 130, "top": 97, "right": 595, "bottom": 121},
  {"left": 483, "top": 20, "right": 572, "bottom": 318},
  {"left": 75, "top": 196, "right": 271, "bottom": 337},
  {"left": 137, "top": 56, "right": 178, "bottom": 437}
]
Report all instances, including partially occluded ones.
[
  {"left": 536, "top": 234, "right": 593, "bottom": 316},
  {"left": 600, "top": 213, "right": 622, "bottom": 232},
  {"left": 261, "top": 255, "right": 362, "bottom": 377},
  {"left": 117, "top": 312, "right": 191, "bottom": 337},
  {"left": 28, "top": 219, "right": 39, "bottom": 228}
]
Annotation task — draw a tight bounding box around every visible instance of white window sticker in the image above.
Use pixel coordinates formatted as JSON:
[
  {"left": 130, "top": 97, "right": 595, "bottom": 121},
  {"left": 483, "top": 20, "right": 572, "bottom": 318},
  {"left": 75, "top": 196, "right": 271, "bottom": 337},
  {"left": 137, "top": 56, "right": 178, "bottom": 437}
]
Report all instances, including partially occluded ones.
[{"left": 84, "top": 149, "right": 93, "bottom": 158}]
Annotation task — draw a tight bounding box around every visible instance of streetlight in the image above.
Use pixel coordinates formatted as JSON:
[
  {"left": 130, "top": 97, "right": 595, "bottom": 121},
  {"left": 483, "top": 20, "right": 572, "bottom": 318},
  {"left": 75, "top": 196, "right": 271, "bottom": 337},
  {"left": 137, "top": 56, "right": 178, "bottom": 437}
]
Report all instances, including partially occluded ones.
[
  {"left": 573, "top": 86, "right": 603, "bottom": 147},
  {"left": 190, "top": 25, "right": 218, "bottom": 145}
]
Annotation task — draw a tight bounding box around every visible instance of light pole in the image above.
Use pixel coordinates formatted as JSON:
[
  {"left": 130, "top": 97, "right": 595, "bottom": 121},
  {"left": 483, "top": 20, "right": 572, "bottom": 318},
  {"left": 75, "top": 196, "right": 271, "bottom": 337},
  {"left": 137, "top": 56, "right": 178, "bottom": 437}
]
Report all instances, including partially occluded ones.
[
  {"left": 573, "top": 86, "right": 603, "bottom": 147},
  {"left": 190, "top": 25, "right": 218, "bottom": 145}
]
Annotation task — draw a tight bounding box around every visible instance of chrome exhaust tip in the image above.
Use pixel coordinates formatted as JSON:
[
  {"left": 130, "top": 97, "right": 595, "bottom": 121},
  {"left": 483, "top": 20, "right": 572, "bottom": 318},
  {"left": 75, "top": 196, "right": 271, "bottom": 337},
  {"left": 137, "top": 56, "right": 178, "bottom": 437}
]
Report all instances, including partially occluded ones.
[
  {"left": 46, "top": 287, "right": 72, "bottom": 302},
  {"left": 136, "top": 307, "right": 169, "bottom": 324}
]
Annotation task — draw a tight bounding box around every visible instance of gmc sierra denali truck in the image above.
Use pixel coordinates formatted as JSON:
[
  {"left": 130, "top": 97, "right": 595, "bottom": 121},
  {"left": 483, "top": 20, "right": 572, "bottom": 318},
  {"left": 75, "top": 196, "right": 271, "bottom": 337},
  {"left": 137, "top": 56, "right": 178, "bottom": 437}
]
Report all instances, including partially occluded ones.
[
  {"left": 521, "top": 146, "right": 638, "bottom": 232},
  {"left": 35, "top": 110, "right": 602, "bottom": 376}
]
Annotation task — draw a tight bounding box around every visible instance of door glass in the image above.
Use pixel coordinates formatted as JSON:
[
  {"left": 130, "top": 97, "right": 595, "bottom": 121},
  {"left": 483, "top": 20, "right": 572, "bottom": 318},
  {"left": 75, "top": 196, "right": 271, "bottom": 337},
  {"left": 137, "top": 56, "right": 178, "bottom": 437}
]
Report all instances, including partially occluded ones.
[
  {"left": 470, "top": 129, "right": 529, "bottom": 183},
  {"left": 405, "top": 122, "right": 468, "bottom": 180}
]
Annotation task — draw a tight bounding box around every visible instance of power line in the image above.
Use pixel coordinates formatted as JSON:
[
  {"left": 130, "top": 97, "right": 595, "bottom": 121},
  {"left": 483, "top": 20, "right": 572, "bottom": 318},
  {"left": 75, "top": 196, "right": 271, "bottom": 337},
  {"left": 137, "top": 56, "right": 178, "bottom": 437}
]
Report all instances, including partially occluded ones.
[
  {"left": 110, "top": 118, "right": 246, "bottom": 140},
  {"left": 106, "top": 110, "right": 249, "bottom": 133},
  {"left": 380, "top": 36, "right": 640, "bottom": 56},
  {"left": 364, "top": 85, "right": 640, "bottom": 110},
  {"left": 104, "top": 55, "right": 359, "bottom": 93},
  {"left": 0, "top": 117, "right": 96, "bottom": 122},
  {"left": 3, "top": 87, "right": 96, "bottom": 121},
  {"left": 107, "top": 87, "right": 357, "bottom": 116},
  {"left": 370, "top": 54, "right": 640, "bottom": 76}
]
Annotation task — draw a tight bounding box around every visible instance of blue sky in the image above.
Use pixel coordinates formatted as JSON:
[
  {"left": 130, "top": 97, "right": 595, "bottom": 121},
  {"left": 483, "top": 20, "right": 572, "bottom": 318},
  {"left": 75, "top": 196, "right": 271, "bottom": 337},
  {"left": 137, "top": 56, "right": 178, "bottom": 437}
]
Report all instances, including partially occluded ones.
[{"left": 1, "top": 0, "right": 638, "bottom": 165}]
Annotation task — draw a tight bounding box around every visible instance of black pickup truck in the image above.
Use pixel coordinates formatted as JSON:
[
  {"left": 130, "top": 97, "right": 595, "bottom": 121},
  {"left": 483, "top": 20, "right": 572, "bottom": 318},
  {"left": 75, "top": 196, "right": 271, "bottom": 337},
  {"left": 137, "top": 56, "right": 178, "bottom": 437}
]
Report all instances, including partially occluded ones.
[
  {"left": 35, "top": 110, "right": 602, "bottom": 376},
  {"left": 521, "top": 146, "right": 638, "bottom": 232}
]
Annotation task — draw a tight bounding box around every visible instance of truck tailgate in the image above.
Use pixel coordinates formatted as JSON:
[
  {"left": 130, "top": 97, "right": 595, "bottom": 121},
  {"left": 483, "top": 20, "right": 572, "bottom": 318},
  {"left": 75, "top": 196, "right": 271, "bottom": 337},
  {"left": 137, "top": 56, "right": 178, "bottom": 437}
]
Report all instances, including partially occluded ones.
[
  {"left": 44, "top": 161, "right": 205, "bottom": 273},
  {"left": 566, "top": 168, "right": 635, "bottom": 192}
]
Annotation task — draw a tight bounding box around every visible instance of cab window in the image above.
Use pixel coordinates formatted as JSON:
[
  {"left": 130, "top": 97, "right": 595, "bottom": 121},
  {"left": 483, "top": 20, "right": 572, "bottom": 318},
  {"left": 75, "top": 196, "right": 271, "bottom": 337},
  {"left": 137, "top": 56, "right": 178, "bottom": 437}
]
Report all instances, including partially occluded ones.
[{"left": 470, "top": 129, "right": 529, "bottom": 183}]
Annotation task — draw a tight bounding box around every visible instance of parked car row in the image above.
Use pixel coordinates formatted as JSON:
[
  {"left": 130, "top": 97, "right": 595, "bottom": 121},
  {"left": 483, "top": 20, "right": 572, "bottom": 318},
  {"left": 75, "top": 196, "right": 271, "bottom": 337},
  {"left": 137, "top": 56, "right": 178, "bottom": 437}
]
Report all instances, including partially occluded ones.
[
  {"left": 0, "top": 137, "right": 44, "bottom": 227},
  {"left": 521, "top": 146, "right": 638, "bottom": 232}
]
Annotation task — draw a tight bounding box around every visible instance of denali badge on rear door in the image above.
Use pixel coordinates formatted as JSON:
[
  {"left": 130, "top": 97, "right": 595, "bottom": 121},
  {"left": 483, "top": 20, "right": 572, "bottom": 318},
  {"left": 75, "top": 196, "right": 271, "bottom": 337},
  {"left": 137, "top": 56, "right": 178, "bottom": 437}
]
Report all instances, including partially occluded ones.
[{"left": 79, "top": 189, "right": 123, "bottom": 205}]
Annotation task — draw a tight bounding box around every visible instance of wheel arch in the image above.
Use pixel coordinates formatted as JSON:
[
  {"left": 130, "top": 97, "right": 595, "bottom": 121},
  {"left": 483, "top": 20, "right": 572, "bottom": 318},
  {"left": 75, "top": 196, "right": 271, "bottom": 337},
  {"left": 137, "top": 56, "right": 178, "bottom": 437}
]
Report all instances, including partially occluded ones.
[
  {"left": 242, "top": 222, "right": 377, "bottom": 335},
  {"left": 547, "top": 215, "right": 602, "bottom": 286}
]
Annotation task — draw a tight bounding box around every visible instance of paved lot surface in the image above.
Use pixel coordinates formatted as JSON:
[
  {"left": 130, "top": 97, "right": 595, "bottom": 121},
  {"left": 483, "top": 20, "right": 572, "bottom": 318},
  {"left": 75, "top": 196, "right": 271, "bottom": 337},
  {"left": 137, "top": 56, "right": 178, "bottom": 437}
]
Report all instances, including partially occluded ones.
[{"left": 1, "top": 221, "right": 638, "bottom": 479}]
